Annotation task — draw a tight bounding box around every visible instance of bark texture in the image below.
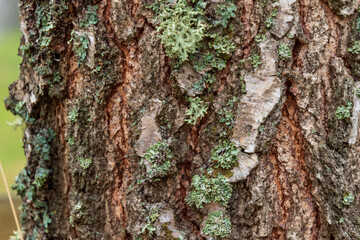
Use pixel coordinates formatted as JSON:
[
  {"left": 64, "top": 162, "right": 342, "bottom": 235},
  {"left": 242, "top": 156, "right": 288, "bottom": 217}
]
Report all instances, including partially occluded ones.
[{"left": 6, "top": 0, "right": 360, "bottom": 239}]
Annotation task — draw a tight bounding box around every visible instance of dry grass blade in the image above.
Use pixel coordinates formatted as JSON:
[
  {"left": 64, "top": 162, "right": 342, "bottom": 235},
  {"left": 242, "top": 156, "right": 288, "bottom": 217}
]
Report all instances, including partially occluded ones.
[{"left": 0, "top": 160, "right": 23, "bottom": 240}]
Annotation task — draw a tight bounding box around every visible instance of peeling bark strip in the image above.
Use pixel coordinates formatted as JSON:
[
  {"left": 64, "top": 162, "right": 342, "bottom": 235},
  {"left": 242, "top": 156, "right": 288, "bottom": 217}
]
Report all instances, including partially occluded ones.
[{"left": 6, "top": 0, "right": 360, "bottom": 239}]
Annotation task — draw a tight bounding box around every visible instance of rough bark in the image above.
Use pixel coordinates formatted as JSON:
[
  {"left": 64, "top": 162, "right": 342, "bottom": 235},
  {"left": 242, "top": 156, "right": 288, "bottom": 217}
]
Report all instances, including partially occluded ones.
[{"left": 6, "top": 0, "right": 360, "bottom": 239}]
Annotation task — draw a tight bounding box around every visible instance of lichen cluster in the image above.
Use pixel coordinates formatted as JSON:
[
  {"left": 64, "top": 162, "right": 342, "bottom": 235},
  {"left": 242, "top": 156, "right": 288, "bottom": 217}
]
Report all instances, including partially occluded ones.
[
  {"left": 142, "top": 141, "right": 174, "bottom": 179},
  {"left": 186, "top": 173, "right": 232, "bottom": 209},
  {"left": 12, "top": 128, "right": 55, "bottom": 236},
  {"left": 203, "top": 210, "right": 231, "bottom": 239},
  {"left": 149, "top": 0, "right": 240, "bottom": 238}
]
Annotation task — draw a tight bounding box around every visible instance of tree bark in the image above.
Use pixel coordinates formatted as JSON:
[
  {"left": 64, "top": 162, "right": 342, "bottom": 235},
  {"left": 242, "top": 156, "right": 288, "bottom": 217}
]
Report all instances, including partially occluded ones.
[{"left": 6, "top": 0, "right": 360, "bottom": 239}]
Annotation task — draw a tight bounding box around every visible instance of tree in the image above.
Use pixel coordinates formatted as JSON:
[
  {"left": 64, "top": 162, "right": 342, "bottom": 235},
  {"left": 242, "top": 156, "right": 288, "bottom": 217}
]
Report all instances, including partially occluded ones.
[{"left": 5, "top": 0, "right": 360, "bottom": 239}]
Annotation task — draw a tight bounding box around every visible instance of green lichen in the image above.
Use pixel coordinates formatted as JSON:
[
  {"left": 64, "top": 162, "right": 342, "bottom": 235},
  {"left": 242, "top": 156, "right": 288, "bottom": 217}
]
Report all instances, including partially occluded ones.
[
  {"left": 342, "top": 193, "right": 355, "bottom": 205},
  {"left": 12, "top": 129, "right": 55, "bottom": 235},
  {"left": 208, "top": 34, "right": 236, "bottom": 56},
  {"left": 142, "top": 206, "right": 160, "bottom": 236},
  {"left": 348, "top": 41, "right": 360, "bottom": 54},
  {"left": 68, "top": 109, "right": 79, "bottom": 124},
  {"left": 69, "top": 31, "right": 89, "bottom": 66},
  {"left": 211, "top": 140, "right": 239, "bottom": 169},
  {"left": 185, "top": 97, "right": 208, "bottom": 125},
  {"left": 80, "top": 5, "right": 99, "bottom": 28},
  {"left": 33, "top": 167, "right": 51, "bottom": 188},
  {"left": 203, "top": 210, "right": 231, "bottom": 239},
  {"left": 255, "top": 32, "right": 266, "bottom": 42},
  {"left": 33, "top": 129, "right": 55, "bottom": 162},
  {"left": 213, "top": 1, "right": 237, "bottom": 28},
  {"left": 67, "top": 137, "right": 75, "bottom": 146},
  {"left": 356, "top": 88, "right": 360, "bottom": 98},
  {"left": 250, "top": 54, "right": 261, "bottom": 68},
  {"left": 278, "top": 44, "right": 292, "bottom": 60},
  {"left": 9, "top": 230, "right": 23, "bottom": 240},
  {"left": 155, "top": 0, "right": 208, "bottom": 62},
  {"left": 78, "top": 157, "right": 92, "bottom": 170},
  {"left": 264, "top": 8, "right": 278, "bottom": 29},
  {"left": 335, "top": 103, "right": 352, "bottom": 120},
  {"left": 186, "top": 173, "right": 232, "bottom": 209},
  {"left": 142, "top": 141, "right": 173, "bottom": 179}
]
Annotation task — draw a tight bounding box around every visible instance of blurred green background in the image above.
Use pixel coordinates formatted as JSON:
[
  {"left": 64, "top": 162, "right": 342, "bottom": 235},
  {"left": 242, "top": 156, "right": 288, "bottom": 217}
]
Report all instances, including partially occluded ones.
[
  {"left": 0, "top": 0, "right": 26, "bottom": 238},
  {"left": 0, "top": 30, "right": 25, "bottom": 239}
]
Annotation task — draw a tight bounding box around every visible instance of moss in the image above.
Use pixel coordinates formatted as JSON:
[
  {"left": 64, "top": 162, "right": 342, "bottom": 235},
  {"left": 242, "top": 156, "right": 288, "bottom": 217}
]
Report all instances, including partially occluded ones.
[
  {"left": 203, "top": 210, "right": 231, "bottom": 239},
  {"left": 186, "top": 173, "right": 232, "bottom": 209}
]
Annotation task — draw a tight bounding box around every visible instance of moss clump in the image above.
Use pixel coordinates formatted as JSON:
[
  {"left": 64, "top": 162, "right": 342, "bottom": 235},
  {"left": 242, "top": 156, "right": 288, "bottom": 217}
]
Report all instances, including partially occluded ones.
[
  {"left": 211, "top": 140, "right": 239, "bottom": 169},
  {"left": 203, "top": 210, "right": 231, "bottom": 239},
  {"left": 142, "top": 141, "right": 173, "bottom": 179},
  {"left": 185, "top": 97, "right": 208, "bottom": 125},
  {"left": 335, "top": 103, "right": 352, "bottom": 120},
  {"left": 186, "top": 173, "right": 232, "bottom": 209},
  {"left": 155, "top": 0, "right": 208, "bottom": 62}
]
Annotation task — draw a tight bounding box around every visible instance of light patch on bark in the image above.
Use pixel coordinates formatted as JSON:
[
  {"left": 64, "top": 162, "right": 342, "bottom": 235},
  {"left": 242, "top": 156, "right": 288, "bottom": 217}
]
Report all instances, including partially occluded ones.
[
  {"left": 232, "top": 75, "right": 282, "bottom": 153},
  {"left": 349, "top": 82, "right": 360, "bottom": 146},
  {"left": 156, "top": 208, "right": 186, "bottom": 238},
  {"left": 174, "top": 65, "right": 204, "bottom": 96},
  {"left": 229, "top": 152, "right": 258, "bottom": 183},
  {"left": 135, "top": 98, "right": 163, "bottom": 157},
  {"left": 271, "top": 0, "right": 296, "bottom": 39},
  {"left": 85, "top": 28, "right": 96, "bottom": 69}
]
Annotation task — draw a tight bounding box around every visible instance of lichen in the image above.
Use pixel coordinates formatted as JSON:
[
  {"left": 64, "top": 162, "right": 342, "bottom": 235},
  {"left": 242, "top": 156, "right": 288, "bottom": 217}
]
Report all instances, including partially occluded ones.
[
  {"left": 141, "top": 141, "right": 173, "bottom": 179},
  {"left": 186, "top": 173, "right": 232, "bottom": 209},
  {"left": 278, "top": 44, "right": 292, "bottom": 60},
  {"left": 335, "top": 103, "right": 352, "bottom": 120},
  {"left": 185, "top": 97, "right": 208, "bottom": 125},
  {"left": 142, "top": 206, "right": 160, "bottom": 236},
  {"left": 155, "top": 0, "right": 208, "bottom": 62},
  {"left": 68, "top": 31, "right": 89, "bottom": 66},
  {"left": 211, "top": 140, "right": 239, "bottom": 169},
  {"left": 203, "top": 210, "right": 231, "bottom": 239},
  {"left": 77, "top": 157, "right": 92, "bottom": 170}
]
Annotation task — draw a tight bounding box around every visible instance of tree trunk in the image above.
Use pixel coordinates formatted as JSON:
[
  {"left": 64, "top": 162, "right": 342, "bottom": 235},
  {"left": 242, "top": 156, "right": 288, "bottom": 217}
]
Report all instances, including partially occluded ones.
[{"left": 6, "top": 0, "right": 360, "bottom": 239}]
